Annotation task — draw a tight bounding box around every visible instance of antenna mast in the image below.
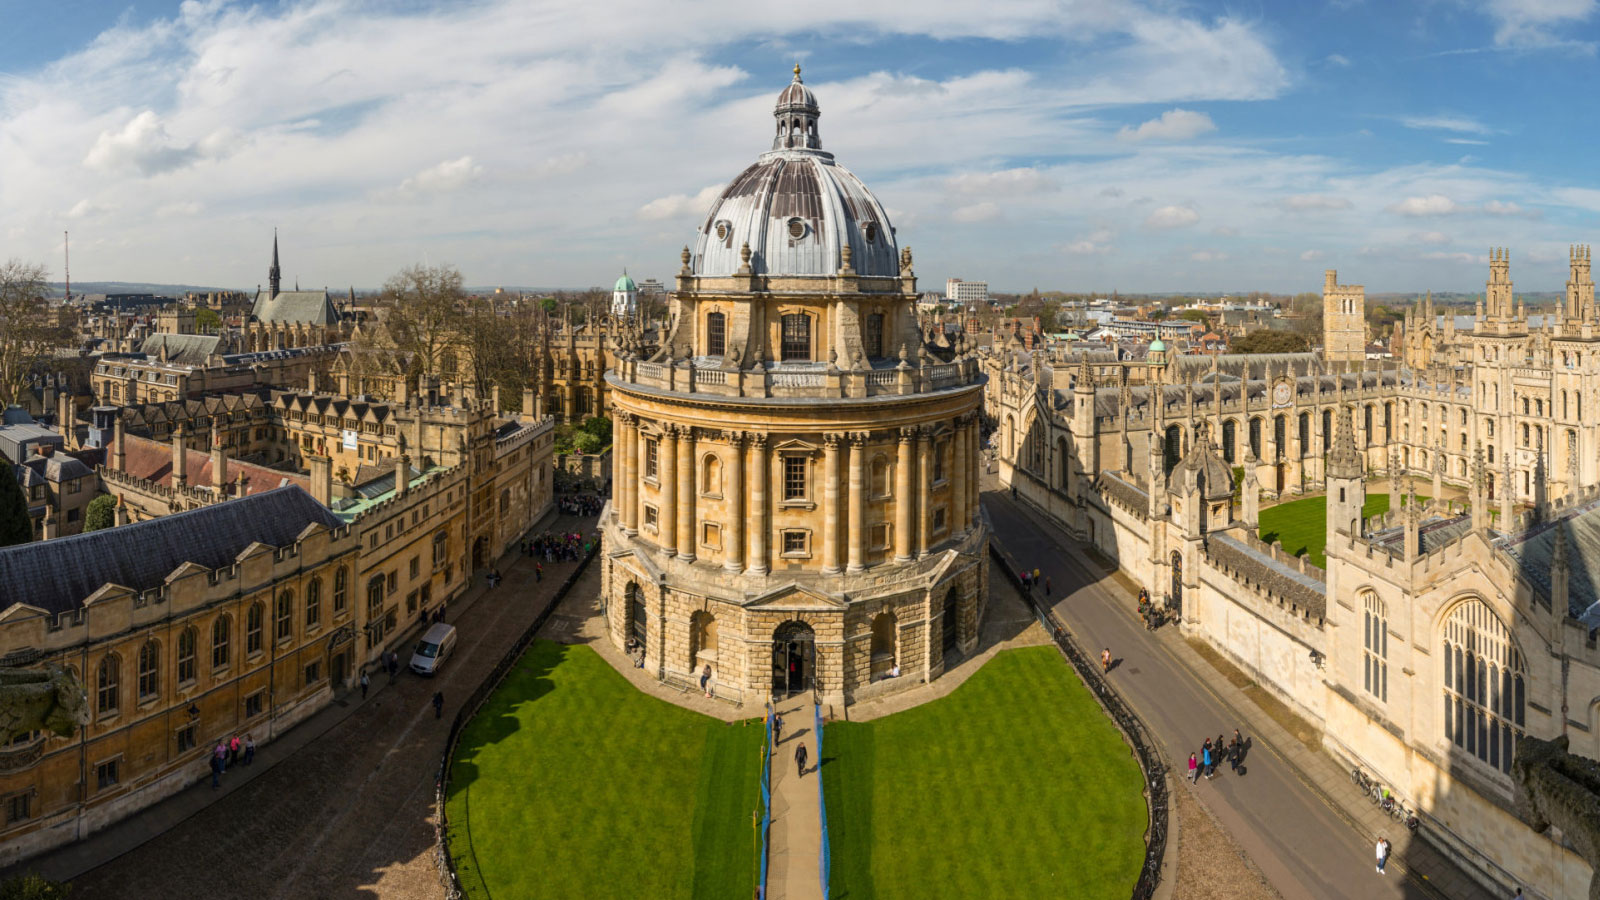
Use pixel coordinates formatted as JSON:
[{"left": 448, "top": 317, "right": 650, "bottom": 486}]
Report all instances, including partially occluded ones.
[{"left": 63, "top": 231, "right": 70, "bottom": 304}]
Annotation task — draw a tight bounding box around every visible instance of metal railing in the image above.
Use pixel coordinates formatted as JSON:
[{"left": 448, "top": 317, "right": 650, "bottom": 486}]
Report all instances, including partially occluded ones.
[
  {"left": 433, "top": 540, "right": 602, "bottom": 900},
  {"left": 816, "top": 701, "right": 830, "bottom": 900},
  {"left": 989, "top": 541, "right": 1170, "bottom": 900},
  {"left": 758, "top": 706, "right": 773, "bottom": 899}
]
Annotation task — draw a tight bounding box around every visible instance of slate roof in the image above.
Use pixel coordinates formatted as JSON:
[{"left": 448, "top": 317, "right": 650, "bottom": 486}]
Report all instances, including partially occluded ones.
[
  {"left": 138, "top": 333, "right": 223, "bottom": 365},
  {"left": 1501, "top": 497, "right": 1600, "bottom": 627},
  {"left": 118, "top": 434, "right": 309, "bottom": 497},
  {"left": 0, "top": 486, "right": 342, "bottom": 615},
  {"left": 251, "top": 290, "right": 338, "bottom": 326},
  {"left": 1208, "top": 533, "right": 1327, "bottom": 619}
]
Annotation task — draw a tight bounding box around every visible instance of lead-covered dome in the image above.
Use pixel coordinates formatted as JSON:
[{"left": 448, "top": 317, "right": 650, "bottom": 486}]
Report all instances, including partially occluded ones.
[{"left": 692, "top": 67, "right": 899, "bottom": 279}]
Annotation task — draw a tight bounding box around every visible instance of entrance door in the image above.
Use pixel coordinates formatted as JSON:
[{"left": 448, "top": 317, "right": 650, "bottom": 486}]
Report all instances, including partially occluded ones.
[
  {"left": 1170, "top": 551, "right": 1183, "bottom": 613},
  {"left": 472, "top": 536, "right": 488, "bottom": 570},
  {"left": 942, "top": 587, "right": 960, "bottom": 654},
  {"left": 331, "top": 650, "right": 348, "bottom": 689},
  {"left": 771, "top": 621, "right": 815, "bottom": 697}
]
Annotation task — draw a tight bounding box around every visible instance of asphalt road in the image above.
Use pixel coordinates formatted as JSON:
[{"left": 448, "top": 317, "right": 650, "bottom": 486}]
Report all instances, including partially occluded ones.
[{"left": 983, "top": 487, "right": 1439, "bottom": 900}]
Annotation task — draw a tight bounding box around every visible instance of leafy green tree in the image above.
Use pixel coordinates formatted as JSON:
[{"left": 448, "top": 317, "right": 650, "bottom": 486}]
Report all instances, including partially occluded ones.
[
  {"left": 1232, "top": 330, "right": 1310, "bottom": 354},
  {"left": 194, "top": 308, "right": 221, "bottom": 332},
  {"left": 1178, "top": 309, "right": 1210, "bottom": 325},
  {"left": 580, "top": 416, "right": 612, "bottom": 446},
  {"left": 0, "top": 454, "right": 30, "bottom": 547},
  {"left": 83, "top": 494, "right": 117, "bottom": 532},
  {"left": 571, "top": 431, "right": 602, "bottom": 454},
  {"left": 0, "top": 874, "right": 72, "bottom": 900}
]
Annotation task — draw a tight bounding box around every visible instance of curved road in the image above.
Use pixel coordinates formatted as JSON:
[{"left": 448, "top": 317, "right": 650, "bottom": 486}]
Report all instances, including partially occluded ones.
[{"left": 984, "top": 485, "right": 1477, "bottom": 900}]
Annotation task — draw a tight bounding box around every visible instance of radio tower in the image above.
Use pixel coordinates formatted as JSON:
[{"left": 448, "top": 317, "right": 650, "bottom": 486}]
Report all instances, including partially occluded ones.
[{"left": 63, "top": 231, "right": 70, "bottom": 304}]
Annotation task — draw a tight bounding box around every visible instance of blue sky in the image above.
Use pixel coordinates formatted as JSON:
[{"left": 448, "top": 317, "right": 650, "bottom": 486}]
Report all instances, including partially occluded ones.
[{"left": 1, "top": 0, "right": 1598, "bottom": 294}]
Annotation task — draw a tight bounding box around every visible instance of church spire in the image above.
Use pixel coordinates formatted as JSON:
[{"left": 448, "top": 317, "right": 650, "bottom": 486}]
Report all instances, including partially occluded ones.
[{"left": 269, "top": 229, "right": 282, "bottom": 298}]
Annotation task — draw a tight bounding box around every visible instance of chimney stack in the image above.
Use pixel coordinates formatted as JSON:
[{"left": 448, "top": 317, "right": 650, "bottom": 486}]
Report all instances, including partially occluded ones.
[
  {"left": 308, "top": 454, "right": 332, "bottom": 507},
  {"left": 112, "top": 415, "right": 126, "bottom": 472},
  {"left": 172, "top": 423, "right": 188, "bottom": 489},
  {"left": 211, "top": 419, "right": 227, "bottom": 494}
]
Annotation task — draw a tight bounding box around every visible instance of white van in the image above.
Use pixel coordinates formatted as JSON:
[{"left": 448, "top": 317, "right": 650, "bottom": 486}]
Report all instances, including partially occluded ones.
[{"left": 410, "top": 623, "right": 458, "bottom": 676}]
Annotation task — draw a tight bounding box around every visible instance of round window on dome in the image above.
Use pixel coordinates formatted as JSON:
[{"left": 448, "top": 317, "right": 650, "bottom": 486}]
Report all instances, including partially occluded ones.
[
  {"left": 864, "top": 223, "right": 878, "bottom": 244},
  {"left": 787, "top": 218, "right": 806, "bottom": 240},
  {"left": 715, "top": 221, "right": 730, "bottom": 242}
]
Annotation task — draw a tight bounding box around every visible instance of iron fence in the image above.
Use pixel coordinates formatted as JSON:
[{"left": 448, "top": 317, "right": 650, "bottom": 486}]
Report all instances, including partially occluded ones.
[
  {"left": 989, "top": 542, "right": 1169, "bottom": 900},
  {"left": 816, "top": 701, "right": 830, "bottom": 899},
  {"left": 432, "top": 541, "right": 601, "bottom": 900}
]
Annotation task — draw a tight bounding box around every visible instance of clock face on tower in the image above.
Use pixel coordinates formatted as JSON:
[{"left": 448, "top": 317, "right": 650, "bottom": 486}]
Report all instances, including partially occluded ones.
[{"left": 1272, "top": 381, "right": 1292, "bottom": 407}]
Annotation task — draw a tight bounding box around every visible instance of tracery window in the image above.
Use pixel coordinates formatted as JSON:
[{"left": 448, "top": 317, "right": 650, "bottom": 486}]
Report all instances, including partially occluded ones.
[
  {"left": 176, "top": 628, "right": 197, "bottom": 685},
  {"left": 1442, "top": 599, "right": 1524, "bottom": 775},
  {"left": 97, "top": 655, "right": 120, "bottom": 716},
  {"left": 212, "top": 615, "right": 231, "bottom": 670},
  {"left": 1363, "top": 593, "right": 1387, "bottom": 703},
  {"left": 276, "top": 591, "right": 293, "bottom": 643},
  {"left": 247, "top": 602, "right": 264, "bottom": 655},
  {"left": 137, "top": 640, "right": 160, "bottom": 701}
]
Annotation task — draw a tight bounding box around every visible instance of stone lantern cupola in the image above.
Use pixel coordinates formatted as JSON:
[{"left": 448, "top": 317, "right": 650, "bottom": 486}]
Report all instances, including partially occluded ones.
[{"left": 773, "top": 64, "right": 822, "bottom": 151}]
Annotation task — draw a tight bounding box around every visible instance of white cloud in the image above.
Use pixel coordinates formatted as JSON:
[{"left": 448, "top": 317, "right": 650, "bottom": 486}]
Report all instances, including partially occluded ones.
[
  {"left": 1190, "top": 250, "right": 1227, "bottom": 261},
  {"left": 1211, "top": 225, "right": 1239, "bottom": 237},
  {"left": 1117, "top": 108, "right": 1216, "bottom": 142},
  {"left": 68, "top": 198, "right": 113, "bottom": 219},
  {"left": 530, "top": 152, "right": 588, "bottom": 179},
  {"left": 636, "top": 185, "right": 723, "bottom": 222},
  {"left": 1421, "top": 251, "right": 1483, "bottom": 264},
  {"left": 1066, "top": 240, "right": 1110, "bottom": 255},
  {"left": 1144, "top": 205, "right": 1200, "bottom": 229},
  {"left": 83, "top": 110, "right": 226, "bottom": 176},
  {"left": 1282, "top": 193, "right": 1352, "bottom": 212},
  {"left": 156, "top": 201, "right": 204, "bottom": 218},
  {"left": 1399, "top": 114, "right": 1493, "bottom": 135},
  {"left": 1388, "top": 194, "right": 1463, "bottom": 217},
  {"left": 1300, "top": 249, "right": 1324, "bottom": 261},
  {"left": 1484, "top": 199, "right": 1527, "bottom": 215},
  {"left": 398, "top": 156, "right": 484, "bottom": 194},
  {"left": 946, "top": 167, "right": 1057, "bottom": 195},
  {"left": 951, "top": 201, "right": 1002, "bottom": 223},
  {"left": 1326, "top": 53, "right": 1351, "bottom": 66},
  {"left": 1413, "top": 231, "right": 1451, "bottom": 245},
  {"left": 1482, "top": 0, "right": 1597, "bottom": 47},
  {"left": 1446, "top": 138, "right": 1490, "bottom": 146}
]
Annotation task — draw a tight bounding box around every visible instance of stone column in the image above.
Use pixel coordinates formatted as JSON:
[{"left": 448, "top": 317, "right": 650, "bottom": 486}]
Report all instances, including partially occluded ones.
[
  {"left": 895, "top": 428, "right": 915, "bottom": 562},
  {"left": 660, "top": 425, "right": 678, "bottom": 555},
  {"left": 822, "top": 433, "right": 842, "bottom": 574},
  {"left": 916, "top": 427, "right": 933, "bottom": 556},
  {"left": 629, "top": 419, "right": 646, "bottom": 536},
  {"left": 748, "top": 433, "right": 769, "bottom": 576},
  {"left": 847, "top": 433, "right": 866, "bottom": 573},
  {"left": 677, "top": 427, "right": 696, "bottom": 561},
  {"left": 619, "top": 414, "right": 637, "bottom": 533},
  {"left": 952, "top": 417, "right": 968, "bottom": 536},
  {"left": 724, "top": 432, "right": 744, "bottom": 573},
  {"left": 969, "top": 420, "right": 980, "bottom": 526}
]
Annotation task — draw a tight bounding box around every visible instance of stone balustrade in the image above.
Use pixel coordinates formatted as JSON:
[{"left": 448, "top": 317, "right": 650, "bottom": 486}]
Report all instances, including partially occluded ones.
[{"left": 609, "top": 353, "right": 983, "bottom": 401}]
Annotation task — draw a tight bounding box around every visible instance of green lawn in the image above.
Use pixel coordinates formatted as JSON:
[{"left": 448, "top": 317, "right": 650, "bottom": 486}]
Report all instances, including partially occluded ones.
[
  {"left": 1259, "top": 492, "right": 1432, "bottom": 569},
  {"left": 821, "top": 646, "right": 1147, "bottom": 900},
  {"left": 445, "top": 640, "right": 765, "bottom": 900}
]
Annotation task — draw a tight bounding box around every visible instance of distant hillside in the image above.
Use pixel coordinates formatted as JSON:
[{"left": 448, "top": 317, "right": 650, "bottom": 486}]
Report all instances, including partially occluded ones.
[{"left": 47, "top": 281, "right": 238, "bottom": 298}]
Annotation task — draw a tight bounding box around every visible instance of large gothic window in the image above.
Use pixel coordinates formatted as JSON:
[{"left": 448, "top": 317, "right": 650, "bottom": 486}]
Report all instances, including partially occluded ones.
[
  {"left": 706, "top": 312, "right": 726, "bottom": 358},
  {"left": 780, "top": 314, "right": 811, "bottom": 362},
  {"left": 97, "top": 655, "right": 120, "bottom": 716},
  {"left": 1248, "top": 417, "right": 1262, "bottom": 460},
  {"left": 1442, "top": 599, "right": 1524, "bottom": 775},
  {"left": 137, "top": 640, "right": 160, "bottom": 701},
  {"left": 1363, "top": 593, "right": 1387, "bottom": 703}
]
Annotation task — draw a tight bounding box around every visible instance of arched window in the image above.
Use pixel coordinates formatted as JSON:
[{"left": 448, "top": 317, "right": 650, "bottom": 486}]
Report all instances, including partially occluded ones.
[
  {"left": 1321, "top": 408, "right": 1331, "bottom": 450},
  {"left": 1273, "top": 415, "right": 1286, "bottom": 461},
  {"left": 706, "top": 311, "right": 727, "bottom": 357},
  {"left": 1248, "top": 418, "right": 1262, "bottom": 461},
  {"left": 1222, "top": 419, "right": 1237, "bottom": 463},
  {"left": 780, "top": 314, "right": 811, "bottom": 361},
  {"left": 1363, "top": 593, "right": 1387, "bottom": 703},
  {"left": 333, "top": 567, "right": 348, "bottom": 613},
  {"left": 433, "top": 530, "right": 448, "bottom": 568},
  {"left": 871, "top": 611, "right": 898, "bottom": 680},
  {"left": 276, "top": 590, "right": 294, "bottom": 643},
  {"left": 247, "top": 602, "right": 265, "bottom": 655},
  {"left": 137, "top": 640, "right": 160, "bottom": 701},
  {"left": 97, "top": 654, "right": 120, "bottom": 716},
  {"left": 701, "top": 454, "right": 722, "bottom": 496},
  {"left": 1522, "top": 423, "right": 1529, "bottom": 446},
  {"left": 1364, "top": 405, "right": 1373, "bottom": 445},
  {"left": 1165, "top": 424, "right": 1183, "bottom": 473},
  {"left": 626, "top": 583, "right": 647, "bottom": 648},
  {"left": 689, "top": 610, "right": 718, "bottom": 672},
  {"left": 307, "top": 577, "right": 322, "bottom": 628},
  {"left": 1442, "top": 599, "right": 1524, "bottom": 774},
  {"left": 212, "top": 615, "right": 231, "bottom": 670},
  {"left": 177, "top": 628, "right": 197, "bottom": 685}
]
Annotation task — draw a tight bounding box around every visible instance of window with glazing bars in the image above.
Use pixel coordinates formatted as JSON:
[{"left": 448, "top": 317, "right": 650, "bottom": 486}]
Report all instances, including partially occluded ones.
[
  {"left": 781, "top": 314, "right": 810, "bottom": 361},
  {"left": 865, "top": 313, "right": 884, "bottom": 358},
  {"left": 783, "top": 456, "right": 806, "bottom": 500},
  {"left": 707, "top": 312, "right": 726, "bottom": 357}
]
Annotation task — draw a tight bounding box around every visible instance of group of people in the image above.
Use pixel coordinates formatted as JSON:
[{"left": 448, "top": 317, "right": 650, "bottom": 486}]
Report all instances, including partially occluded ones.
[
  {"left": 558, "top": 494, "right": 604, "bottom": 517},
  {"left": 1018, "top": 568, "right": 1052, "bottom": 597},
  {"left": 1136, "top": 589, "right": 1164, "bottom": 631},
  {"left": 522, "top": 530, "right": 589, "bottom": 564},
  {"left": 1187, "top": 729, "right": 1248, "bottom": 783},
  {"left": 209, "top": 733, "right": 256, "bottom": 788}
]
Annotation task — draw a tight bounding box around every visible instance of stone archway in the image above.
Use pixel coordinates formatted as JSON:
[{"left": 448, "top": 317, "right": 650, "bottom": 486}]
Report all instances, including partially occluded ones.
[{"left": 772, "top": 620, "right": 816, "bottom": 697}]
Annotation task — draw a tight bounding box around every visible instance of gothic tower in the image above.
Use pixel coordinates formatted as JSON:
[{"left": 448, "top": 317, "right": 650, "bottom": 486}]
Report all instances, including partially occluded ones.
[{"left": 1321, "top": 269, "right": 1366, "bottom": 363}]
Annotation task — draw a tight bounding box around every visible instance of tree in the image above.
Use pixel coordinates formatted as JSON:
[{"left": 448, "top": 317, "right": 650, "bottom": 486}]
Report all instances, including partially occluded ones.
[
  {"left": 0, "top": 453, "right": 30, "bottom": 547},
  {"left": 1148, "top": 309, "right": 1169, "bottom": 322},
  {"left": 380, "top": 264, "right": 469, "bottom": 382},
  {"left": 83, "top": 495, "right": 116, "bottom": 532},
  {"left": 580, "top": 415, "right": 612, "bottom": 447},
  {"left": 194, "top": 308, "right": 221, "bottom": 333},
  {"left": 0, "top": 260, "right": 66, "bottom": 410},
  {"left": 1232, "top": 330, "right": 1310, "bottom": 354},
  {"left": 1178, "top": 309, "right": 1210, "bottom": 325},
  {"left": 0, "top": 874, "right": 72, "bottom": 900}
]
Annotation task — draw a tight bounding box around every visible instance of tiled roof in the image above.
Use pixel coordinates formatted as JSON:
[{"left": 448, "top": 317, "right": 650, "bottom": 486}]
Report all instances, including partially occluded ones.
[
  {"left": 118, "top": 434, "right": 309, "bottom": 497},
  {"left": 0, "top": 486, "right": 342, "bottom": 615}
]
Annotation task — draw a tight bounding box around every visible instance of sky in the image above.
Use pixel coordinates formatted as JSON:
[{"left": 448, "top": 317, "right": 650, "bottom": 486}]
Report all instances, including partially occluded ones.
[{"left": 2, "top": 0, "right": 1599, "bottom": 294}]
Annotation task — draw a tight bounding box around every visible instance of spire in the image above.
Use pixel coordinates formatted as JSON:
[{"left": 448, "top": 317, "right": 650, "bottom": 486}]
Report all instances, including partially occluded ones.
[
  {"left": 1327, "top": 405, "right": 1363, "bottom": 480},
  {"left": 269, "top": 229, "right": 282, "bottom": 298}
]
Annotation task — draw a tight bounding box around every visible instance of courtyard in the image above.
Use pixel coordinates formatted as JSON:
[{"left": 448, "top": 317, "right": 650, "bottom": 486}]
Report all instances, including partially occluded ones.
[
  {"left": 1257, "top": 491, "right": 1427, "bottom": 569},
  {"left": 821, "top": 646, "right": 1148, "bottom": 900},
  {"left": 444, "top": 639, "right": 765, "bottom": 900}
]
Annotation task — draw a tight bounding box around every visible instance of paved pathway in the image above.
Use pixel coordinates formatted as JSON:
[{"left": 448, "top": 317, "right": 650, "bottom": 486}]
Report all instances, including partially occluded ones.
[
  {"left": 985, "top": 483, "right": 1499, "bottom": 900},
  {"left": 24, "top": 512, "right": 598, "bottom": 900},
  {"left": 766, "top": 697, "right": 823, "bottom": 900}
]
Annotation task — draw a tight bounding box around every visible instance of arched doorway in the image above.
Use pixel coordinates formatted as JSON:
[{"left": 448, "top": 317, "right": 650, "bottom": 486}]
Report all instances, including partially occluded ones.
[
  {"left": 870, "top": 612, "right": 897, "bottom": 681},
  {"left": 472, "top": 535, "right": 488, "bottom": 570},
  {"left": 942, "top": 586, "right": 961, "bottom": 654},
  {"left": 1170, "top": 551, "right": 1183, "bottom": 613},
  {"left": 772, "top": 621, "right": 815, "bottom": 697},
  {"left": 626, "top": 583, "right": 647, "bottom": 648},
  {"left": 689, "top": 611, "right": 717, "bottom": 673}
]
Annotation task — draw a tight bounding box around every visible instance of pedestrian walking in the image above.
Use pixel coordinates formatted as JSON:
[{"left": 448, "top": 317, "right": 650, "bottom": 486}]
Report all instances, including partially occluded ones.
[
  {"left": 361, "top": 670, "right": 370, "bottom": 699},
  {"left": 535, "top": 563, "right": 543, "bottom": 583},
  {"left": 773, "top": 712, "right": 783, "bottom": 747},
  {"left": 1032, "top": 568, "right": 1041, "bottom": 583},
  {"left": 1188, "top": 752, "right": 1199, "bottom": 784},
  {"left": 1044, "top": 577, "right": 1052, "bottom": 597},
  {"left": 1201, "top": 744, "right": 1213, "bottom": 780},
  {"left": 700, "top": 664, "right": 713, "bottom": 698},
  {"left": 432, "top": 691, "right": 444, "bottom": 719},
  {"left": 243, "top": 733, "right": 256, "bottom": 765},
  {"left": 794, "top": 740, "right": 808, "bottom": 778},
  {"left": 228, "top": 734, "right": 241, "bottom": 767},
  {"left": 213, "top": 740, "right": 228, "bottom": 773},
  {"left": 388, "top": 651, "right": 399, "bottom": 683},
  {"left": 1020, "top": 570, "right": 1030, "bottom": 589},
  {"left": 210, "top": 753, "right": 224, "bottom": 789},
  {"left": 1101, "top": 648, "right": 1112, "bottom": 673},
  {"left": 1375, "top": 836, "right": 1391, "bottom": 874}
]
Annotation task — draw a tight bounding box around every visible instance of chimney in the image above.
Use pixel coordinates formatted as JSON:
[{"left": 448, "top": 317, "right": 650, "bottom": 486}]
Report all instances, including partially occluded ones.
[
  {"left": 308, "top": 454, "right": 332, "bottom": 507},
  {"left": 172, "top": 423, "right": 188, "bottom": 488},
  {"left": 113, "top": 493, "right": 129, "bottom": 527},
  {"left": 396, "top": 434, "right": 410, "bottom": 497},
  {"left": 522, "top": 387, "right": 535, "bottom": 419},
  {"left": 112, "top": 415, "right": 125, "bottom": 472},
  {"left": 58, "top": 391, "right": 73, "bottom": 450},
  {"left": 211, "top": 420, "right": 227, "bottom": 494},
  {"left": 308, "top": 369, "right": 318, "bottom": 393},
  {"left": 491, "top": 384, "right": 501, "bottom": 414},
  {"left": 42, "top": 506, "right": 58, "bottom": 540}
]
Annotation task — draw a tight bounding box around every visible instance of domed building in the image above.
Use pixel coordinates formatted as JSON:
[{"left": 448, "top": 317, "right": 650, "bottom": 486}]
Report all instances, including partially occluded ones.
[
  {"left": 600, "top": 66, "right": 989, "bottom": 708},
  {"left": 612, "top": 271, "right": 638, "bottom": 317}
]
